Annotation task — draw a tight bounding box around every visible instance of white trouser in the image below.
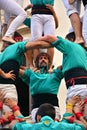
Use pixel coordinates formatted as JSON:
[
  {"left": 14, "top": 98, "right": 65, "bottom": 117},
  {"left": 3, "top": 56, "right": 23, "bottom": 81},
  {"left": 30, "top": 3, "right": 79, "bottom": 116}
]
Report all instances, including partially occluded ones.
[
  {"left": 31, "top": 14, "right": 55, "bottom": 52},
  {"left": 62, "top": 0, "right": 81, "bottom": 17},
  {"left": 0, "top": 84, "right": 18, "bottom": 114},
  {"left": 82, "top": 4, "right": 87, "bottom": 45},
  {"left": 0, "top": 0, "right": 27, "bottom": 37},
  {"left": 0, "top": 84, "right": 18, "bottom": 128},
  {"left": 4, "top": 0, "right": 23, "bottom": 24},
  {"left": 67, "top": 84, "right": 87, "bottom": 100},
  {"left": 31, "top": 106, "right": 60, "bottom": 123}
]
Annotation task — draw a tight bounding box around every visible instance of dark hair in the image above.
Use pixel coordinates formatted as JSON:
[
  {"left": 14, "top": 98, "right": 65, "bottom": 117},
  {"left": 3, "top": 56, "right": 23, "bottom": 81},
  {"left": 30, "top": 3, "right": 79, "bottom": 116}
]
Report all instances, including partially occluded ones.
[
  {"left": 65, "top": 32, "right": 87, "bottom": 51},
  {"left": 35, "top": 103, "right": 55, "bottom": 122},
  {"left": 1, "top": 31, "right": 23, "bottom": 52},
  {"left": 13, "top": 31, "right": 23, "bottom": 42},
  {"left": 35, "top": 52, "right": 52, "bottom": 69},
  {"left": 65, "top": 32, "right": 75, "bottom": 42}
]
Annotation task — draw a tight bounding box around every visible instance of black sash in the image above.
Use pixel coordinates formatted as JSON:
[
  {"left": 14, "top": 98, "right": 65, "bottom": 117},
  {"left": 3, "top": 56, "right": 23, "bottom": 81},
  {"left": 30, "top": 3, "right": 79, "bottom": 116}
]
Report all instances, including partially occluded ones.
[
  {"left": 64, "top": 68, "right": 87, "bottom": 88},
  {"left": 32, "top": 5, "right": 53, "bottom": 15},
  {"left": 32, "top": 93, "right": 59, "bottom": 109}
]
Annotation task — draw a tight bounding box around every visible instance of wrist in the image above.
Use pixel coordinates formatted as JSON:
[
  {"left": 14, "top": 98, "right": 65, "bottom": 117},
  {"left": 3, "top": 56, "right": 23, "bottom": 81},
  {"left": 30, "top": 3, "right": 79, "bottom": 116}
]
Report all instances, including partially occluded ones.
[
  {"left": 12, "top": 105, "right": 20, "bottom": 112},
  {"left": 75, "top": 112, "right": 83, "bottom": 119},
  {"left": 8, "top": 115, "right": 15, "bottom": 122},
  {"left": 68, "top": 116, "right": 75, "bottom": 123}
]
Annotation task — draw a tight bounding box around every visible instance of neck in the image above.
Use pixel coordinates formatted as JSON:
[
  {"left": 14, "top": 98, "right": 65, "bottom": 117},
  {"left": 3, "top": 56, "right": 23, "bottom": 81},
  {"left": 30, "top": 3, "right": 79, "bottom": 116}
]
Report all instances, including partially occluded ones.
[{"left": 40, "top": 66, "right": 48, "bottom": 73}]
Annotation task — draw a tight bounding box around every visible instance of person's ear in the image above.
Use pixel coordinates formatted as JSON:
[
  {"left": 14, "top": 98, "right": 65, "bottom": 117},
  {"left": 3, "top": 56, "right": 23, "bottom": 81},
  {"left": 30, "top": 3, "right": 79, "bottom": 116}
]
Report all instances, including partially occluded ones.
[{"left": 37, "top": 115, "right": 41, "bottom": 122}]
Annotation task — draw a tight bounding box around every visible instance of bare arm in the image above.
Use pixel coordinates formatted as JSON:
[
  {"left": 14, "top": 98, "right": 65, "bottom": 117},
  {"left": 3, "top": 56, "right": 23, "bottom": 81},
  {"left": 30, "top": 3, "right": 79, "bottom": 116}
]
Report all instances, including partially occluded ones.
[
  {"left": 46, "top": 4, "right": 58, "bottom": 28},
  {"left": 25, "top": 40, "right": 52, "bottom": 51}
]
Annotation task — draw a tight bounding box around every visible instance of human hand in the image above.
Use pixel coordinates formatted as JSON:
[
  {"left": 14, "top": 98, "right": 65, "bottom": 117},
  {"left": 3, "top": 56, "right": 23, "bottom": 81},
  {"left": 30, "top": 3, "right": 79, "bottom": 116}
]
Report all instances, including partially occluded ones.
[
  {"left": 5, "top": 70, "right": 16, "bottom": 80},
  {"left": 36, "top": 35, "right": 58, "bottom": 43},
  {"left": 46, "top": 4, "right": 54, "bottom": 12},
  {"left": 67, "top": 95, "right": 81, "bottom": 106},
  {"left": 24, "top": 4, "right": 33, "bottom": 11},
  {"left": 74, "top": 101, "right": 84, "bottom": 113}
]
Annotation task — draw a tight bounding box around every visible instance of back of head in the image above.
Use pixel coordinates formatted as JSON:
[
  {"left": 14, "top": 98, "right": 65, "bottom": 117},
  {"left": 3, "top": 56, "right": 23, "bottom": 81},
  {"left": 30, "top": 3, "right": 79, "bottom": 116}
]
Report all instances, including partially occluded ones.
[
  {"left": 35, "top": 103, "right": 55, "bottom": 121},
  {"left": 1, "top": 31, "right": 23, "bottom": 52},
  {"left": 65, "top": 32, "right": 75, "bottom": 42}
]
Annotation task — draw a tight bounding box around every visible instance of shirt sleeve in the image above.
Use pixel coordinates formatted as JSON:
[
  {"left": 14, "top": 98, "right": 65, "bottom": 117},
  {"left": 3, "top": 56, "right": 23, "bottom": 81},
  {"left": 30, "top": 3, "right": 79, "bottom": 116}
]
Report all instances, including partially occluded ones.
[
  {"left": 54, "top": 68, "right": 64, "bottom": 80},
  {"left": 52, "top": 36, "right": 74, "bottom": 54},
  {"left": 20, "top": 69, "right": 31, "bottom": 86},
  {"left": 16, "top": 41, "right": 27, "bottom": 53}
]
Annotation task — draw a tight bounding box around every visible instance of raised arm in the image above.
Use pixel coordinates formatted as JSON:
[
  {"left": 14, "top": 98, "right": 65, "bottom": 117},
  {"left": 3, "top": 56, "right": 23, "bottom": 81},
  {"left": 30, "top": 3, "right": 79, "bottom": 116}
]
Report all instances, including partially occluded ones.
[{"left": 25, "top": 40, "right": 53, "bottom": 51}]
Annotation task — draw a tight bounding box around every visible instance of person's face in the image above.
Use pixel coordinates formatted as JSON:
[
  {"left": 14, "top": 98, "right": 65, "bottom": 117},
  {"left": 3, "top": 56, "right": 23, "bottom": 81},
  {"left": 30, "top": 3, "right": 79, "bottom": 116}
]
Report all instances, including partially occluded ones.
[{"left": 38, "top": 55, "right": 49, "bottom": 68}]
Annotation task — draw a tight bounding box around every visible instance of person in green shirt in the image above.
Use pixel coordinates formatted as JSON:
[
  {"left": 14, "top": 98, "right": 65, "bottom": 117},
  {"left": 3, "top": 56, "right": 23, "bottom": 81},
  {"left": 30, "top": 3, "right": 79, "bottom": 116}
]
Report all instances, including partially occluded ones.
[
  {"left": 20, "top": 52, "right": 63, "bottom": 122},
  {"left": 3, "top": 95, "right": 87, "bottom": 130},
  {"left": 26, "top": 35, "right": 87, "bottom": 101},
  {"left": 24, "top": 3, "right": 58, "bottom": 71}
]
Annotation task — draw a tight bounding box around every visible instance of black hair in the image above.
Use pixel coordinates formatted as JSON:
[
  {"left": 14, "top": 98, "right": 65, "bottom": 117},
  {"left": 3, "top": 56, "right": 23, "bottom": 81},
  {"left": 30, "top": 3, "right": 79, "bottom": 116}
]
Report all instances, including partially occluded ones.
[
  {"left": 35, "top": 52, "right": 52, "bottom": 69},
  {"left": 65, "top": 32, "right": 75, "bottom": 42},
  {"left": 35, "top": 103, "right": 55, "bottom": 122}
]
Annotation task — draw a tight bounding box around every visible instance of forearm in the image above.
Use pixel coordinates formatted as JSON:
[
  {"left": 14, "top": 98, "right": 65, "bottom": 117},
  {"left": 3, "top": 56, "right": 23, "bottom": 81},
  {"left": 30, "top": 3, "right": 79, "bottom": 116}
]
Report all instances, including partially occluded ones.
[
  {"left": 0, "top": 69, "right": 6, "bottom": 78},
  {"left": 52, "top": 11, "right": 58, "bottom": 28},
  {"left": 25, "top": 41, "right": 52, "bottom": 51}
]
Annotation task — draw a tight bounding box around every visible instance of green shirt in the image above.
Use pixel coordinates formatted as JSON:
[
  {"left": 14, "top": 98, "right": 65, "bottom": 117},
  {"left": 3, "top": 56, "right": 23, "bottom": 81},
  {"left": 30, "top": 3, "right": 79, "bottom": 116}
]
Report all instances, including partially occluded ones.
[
  {"left": 52, "top": 36, "right": 87, "bottom": 74},
  {"left": 30, "top": 0, "right": 54, "bottom": 6},
  {"left": 13, "top": 116, "right": 85, "bottom": 130},
  {"left": 21, "top": 68, "right": 63, "bottom": 95},
  {"left": 0, "top": 41, "right": 27, "bottom": 65}
]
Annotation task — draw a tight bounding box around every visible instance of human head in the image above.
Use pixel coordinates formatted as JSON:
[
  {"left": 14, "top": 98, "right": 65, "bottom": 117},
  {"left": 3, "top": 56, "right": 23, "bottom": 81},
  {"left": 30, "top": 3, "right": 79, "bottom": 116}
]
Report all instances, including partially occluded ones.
[
  {"left": 13, "top": 31, "right": 23, "bottom": 42},
  {"left": 1, "top": 32, "right": 23, "bottom": 52},
  {"left": 35, "top": 103, "right": 55, "bottom": 122},
  {"left": 65, "top": 32, "right": 75, "bottom": 42},
  {"left": 35, "top": 52, "right": 52, "bottom": 70},
  {"left": 65, "top": 32, "right": 87, "bottom": 50}
]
